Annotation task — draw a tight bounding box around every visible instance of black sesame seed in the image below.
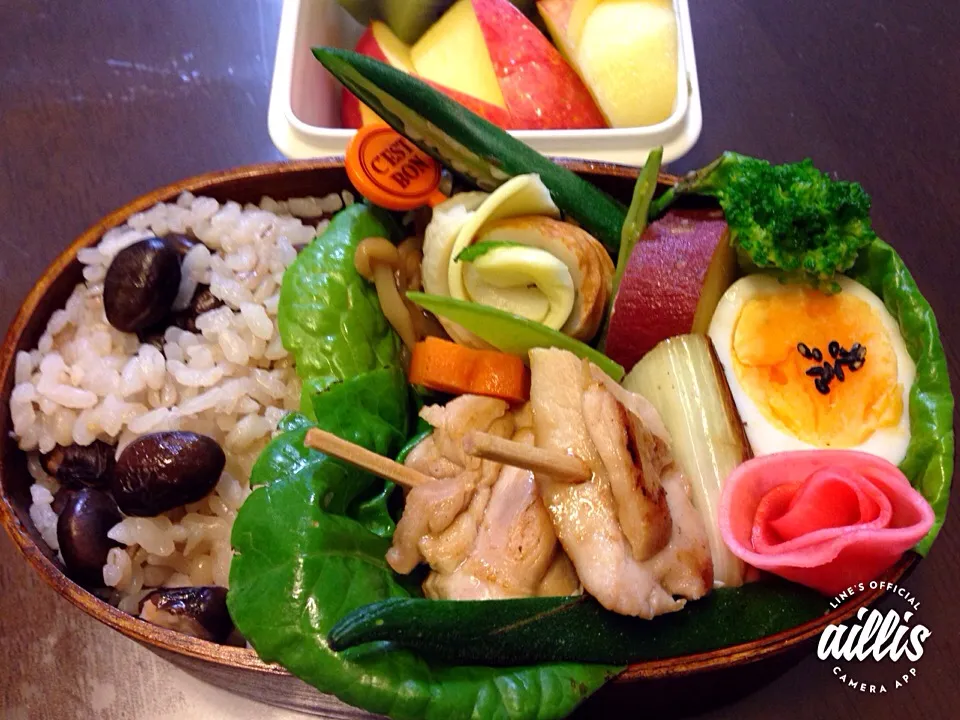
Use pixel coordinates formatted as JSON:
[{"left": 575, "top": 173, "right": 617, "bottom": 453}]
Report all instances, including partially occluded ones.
[
  {"left": 812, "top": 347, "right": 823, "bottom": 362},
  {"left": 797, "top": 342, "right": 813, "bottom": 359},
  {"left": 822, "top": 363, "right": 834, "bottom": 382},
  {"left": 835, "top": 363, "right": 845, "bottom": 382},
  {"left": 815, "top": 378, "right": 830, "bottom": 395},
  {"left": 806, "top": 367, "right": 824, "bottom": 377},
  {"left": 828, "top": 341, "right": 841, "bottom": 359}
]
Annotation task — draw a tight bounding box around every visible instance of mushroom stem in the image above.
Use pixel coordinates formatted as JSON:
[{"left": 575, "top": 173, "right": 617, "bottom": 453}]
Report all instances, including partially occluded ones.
[{"left": 355, "top": 236, "right": 420, "bottom": 350}]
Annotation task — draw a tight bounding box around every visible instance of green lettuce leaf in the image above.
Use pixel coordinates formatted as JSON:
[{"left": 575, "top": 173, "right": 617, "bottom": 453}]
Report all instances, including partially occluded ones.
[
  {"left": 278, "top": 203, "right": 403, "bottom": 406},
  {"left": 848, "top": 238, "right": 954, "bottom": 553},
  {"left": 229, "top": 369, "right": 617, "bottom": 720}
]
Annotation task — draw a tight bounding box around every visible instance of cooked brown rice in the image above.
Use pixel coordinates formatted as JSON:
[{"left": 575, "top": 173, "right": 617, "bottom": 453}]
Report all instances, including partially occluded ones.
[{"left": 11, "top": 190, "right": 350, "bottom": 613}]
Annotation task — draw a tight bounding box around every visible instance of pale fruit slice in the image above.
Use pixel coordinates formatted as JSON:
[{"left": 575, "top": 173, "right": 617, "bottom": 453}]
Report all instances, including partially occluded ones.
[
  {"left": 566, "top": 0, "right": 600, "bottom": 46},
  {"left": 577, "top": 0, "right": 679, "bottom": 127},
  {"left": 411, "top": 0, "right": 507, "bottom": 109},
  {"left": 604, "top": 208, "right": 738, "bottom": 371}
]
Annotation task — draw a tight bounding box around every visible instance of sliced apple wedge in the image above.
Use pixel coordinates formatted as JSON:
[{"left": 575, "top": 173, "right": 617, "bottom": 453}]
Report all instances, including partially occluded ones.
[
  {"left": 539, "top": 0, "right": 679, "bottom": 128},
  {"left": 411, "top": 0, "right": 508, "bottom": 110},
  {"left": 566, "top": 0, "right": 600, "bottom": 47},
  {"left": 410, "top": 0, "right": 604, "bottom": 130},
  {"left": 579, "top": 0, "right": 678, "bottom": 126},
  {"left": 471, "top": 0, "right": 605, "bottom": 129},
  {"left": 342, "top": 20, "right": 511, "bottom": 128},
  {"left": 342, "top": 21, "right": 415, "bottom": 128},
  {"left": 604, "top": 209, "right": 738, "bottom": 372}
]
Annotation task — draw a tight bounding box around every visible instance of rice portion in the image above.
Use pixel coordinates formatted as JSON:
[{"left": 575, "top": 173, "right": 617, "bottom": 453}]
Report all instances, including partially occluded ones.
[{"left": 12, "top": 191, "right": 349, "bottom": 613}]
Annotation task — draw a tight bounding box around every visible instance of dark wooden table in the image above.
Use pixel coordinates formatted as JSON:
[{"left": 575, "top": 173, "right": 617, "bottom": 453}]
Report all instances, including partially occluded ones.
[{"left": 1, "top": 1, "right": 957, "bottom": 718}]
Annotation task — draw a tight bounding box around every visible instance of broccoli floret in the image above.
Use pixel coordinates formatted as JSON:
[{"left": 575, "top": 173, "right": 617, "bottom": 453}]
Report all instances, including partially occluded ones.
[{"left": 650, "top": 152, "right": 877, "bottom": 289}]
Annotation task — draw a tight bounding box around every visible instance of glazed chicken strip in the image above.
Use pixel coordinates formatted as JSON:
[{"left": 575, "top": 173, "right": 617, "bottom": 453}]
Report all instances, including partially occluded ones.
[
  {"left": 388, "top": 396, "right": 579, "bottom": 600},
  {"left": 529, "top": 347, "right": 713, "bottom": 618}
]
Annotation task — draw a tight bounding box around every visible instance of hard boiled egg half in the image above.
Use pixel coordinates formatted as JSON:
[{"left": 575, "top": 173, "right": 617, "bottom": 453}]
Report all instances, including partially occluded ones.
[{"left": 708, "top": 275, "right": 915, "bottom": 465}]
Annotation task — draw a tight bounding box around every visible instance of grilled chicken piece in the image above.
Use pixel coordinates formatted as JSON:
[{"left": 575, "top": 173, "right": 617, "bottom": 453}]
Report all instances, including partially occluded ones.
[
  {"left": 388, "top": 475, "right": 474, "bottom": 574},
  {"left": 424, "top": 427, "right": 578, "bottom": 599},
  {"left": 582, "top": 383, "right": 672, "bottom": 562},
  {"left": 389, "top": 395, "right": 579, "bottom": 600},
  {"left": 529, "top": 347, "right": 712, "bottom": 619}
]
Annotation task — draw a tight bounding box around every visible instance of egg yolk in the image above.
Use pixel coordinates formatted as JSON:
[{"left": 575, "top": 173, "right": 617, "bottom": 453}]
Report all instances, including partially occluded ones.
[{"left": 731, "top": 287, "right": 902, "bottom": 448}]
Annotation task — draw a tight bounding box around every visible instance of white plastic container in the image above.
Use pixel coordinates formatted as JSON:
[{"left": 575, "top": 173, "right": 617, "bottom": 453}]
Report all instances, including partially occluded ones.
[{"left": 269, "top": 0, "right": 702, "bottom": 165}]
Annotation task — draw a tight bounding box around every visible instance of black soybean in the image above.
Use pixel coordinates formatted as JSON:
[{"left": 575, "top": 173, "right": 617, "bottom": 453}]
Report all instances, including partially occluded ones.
[
  {"left": 111, "top": 432, "right": 225, "bottom": 516},
  {"left": 139, "top": 586, "right": 234, "bottom": 643},
  {"left": 103, "top": 237, "right": 182, "bottom": 332},
  {"left": 57, "top": 488, "right": 122, "bottom": 587},
  {"left": 40, "top": 440, "right": 116, "bottom": 488}
]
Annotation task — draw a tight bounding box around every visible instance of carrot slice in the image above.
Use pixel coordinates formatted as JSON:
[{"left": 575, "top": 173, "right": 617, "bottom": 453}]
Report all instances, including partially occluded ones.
[{"left": 408, "top": 337, "right": 529, "bottom": 402}]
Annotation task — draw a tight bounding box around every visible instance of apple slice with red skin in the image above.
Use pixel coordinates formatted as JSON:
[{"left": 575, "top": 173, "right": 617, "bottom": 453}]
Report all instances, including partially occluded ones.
[
  {"left": 342, "top": 21, "right": 413, "bottom": 128},
  {"left": 342, "top": 20, "right": 512, "bottom": 128},
  {"left": 604, "top": 209, "right": 738, "bottom": 372},
  {"left": 471, "top": 0, "right": 606, "bottom": 129}
]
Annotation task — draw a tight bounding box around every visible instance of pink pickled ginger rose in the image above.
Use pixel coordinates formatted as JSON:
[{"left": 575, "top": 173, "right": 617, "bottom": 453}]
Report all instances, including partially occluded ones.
[{"left": 719, "top": 450, "right": 934, "bottom": 595}]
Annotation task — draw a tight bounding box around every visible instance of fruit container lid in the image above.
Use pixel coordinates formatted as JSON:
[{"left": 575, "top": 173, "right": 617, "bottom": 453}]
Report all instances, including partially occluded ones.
[{"left": 268, "top": 0, "right": 702, "bottom": 166}]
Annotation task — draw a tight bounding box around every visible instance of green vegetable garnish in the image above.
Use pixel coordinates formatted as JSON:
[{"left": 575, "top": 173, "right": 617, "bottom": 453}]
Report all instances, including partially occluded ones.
[
  {"left": 598, "top": 147, "right": 663, "bottom": 351},
  {"left": 278, "top": 203, "right": 403, "bottom": 410},
  {"left": 328, "top": 580, "right": 826, "bottom": 665},
  {"left": 848, "top": 238, "right": 954, "bottom": 552},
  {"left": 407, "top": 291, "right": 625, "bottom": 380},
  {"left": 650, "top": 151, "right": 878, "bottom": 289},
  {"left": 454, "top": 240, "right": 526, "bottom": 263},
  {"left": 613, "top": 146, "right": 663, "bottom": 297}
]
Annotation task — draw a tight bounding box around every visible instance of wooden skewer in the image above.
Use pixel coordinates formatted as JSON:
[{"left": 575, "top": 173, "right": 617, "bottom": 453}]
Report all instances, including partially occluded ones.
[
  {"left": 304, "top": 428, "right": 431, "bottom": 490},
  {"left": 462, "top": 431, "right": 592, "bottom": 483}
]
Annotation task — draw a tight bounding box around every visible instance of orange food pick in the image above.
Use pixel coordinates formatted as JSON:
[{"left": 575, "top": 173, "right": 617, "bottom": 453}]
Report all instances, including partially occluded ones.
[
  {"left": 408, "top": 337, "right": 529, "bottom": 402},
  {"left": 346, "top": 123, "right": 447, "bottom": 210}
]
